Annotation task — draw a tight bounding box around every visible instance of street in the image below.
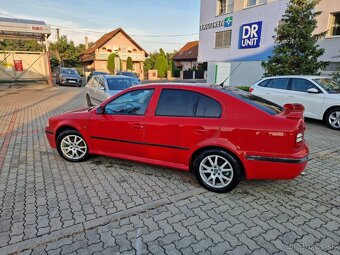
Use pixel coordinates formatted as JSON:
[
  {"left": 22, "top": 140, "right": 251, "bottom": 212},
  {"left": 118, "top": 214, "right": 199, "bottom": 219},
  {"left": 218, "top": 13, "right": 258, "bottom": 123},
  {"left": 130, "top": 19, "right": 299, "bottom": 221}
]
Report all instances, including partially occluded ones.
[{"left": 0, "top": 84, "right": 339, "bottom": 255}]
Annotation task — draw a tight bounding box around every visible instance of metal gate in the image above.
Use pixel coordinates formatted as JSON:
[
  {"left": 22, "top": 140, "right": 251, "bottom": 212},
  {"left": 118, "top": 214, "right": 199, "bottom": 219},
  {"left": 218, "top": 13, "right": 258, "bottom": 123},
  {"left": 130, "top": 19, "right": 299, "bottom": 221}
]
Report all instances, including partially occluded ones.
[{"left": 0, "top": 51, "right": 50, "bottom": 82}]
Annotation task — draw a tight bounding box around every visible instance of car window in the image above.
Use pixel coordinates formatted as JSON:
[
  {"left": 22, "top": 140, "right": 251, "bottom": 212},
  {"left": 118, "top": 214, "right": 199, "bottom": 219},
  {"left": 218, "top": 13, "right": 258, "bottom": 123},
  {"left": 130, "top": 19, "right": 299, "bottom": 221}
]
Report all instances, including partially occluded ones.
[
  {"left": 61, "top": 69, "right": 77, "bottom": 75},
  {"left": 313, "top": 78, "right": 340, "bottom": 94},
  {"left": 196, "top": 95, "right": 222, "bottom": 118},
  {"left": 291, "top": 79, "right": 318, "bottom": 92},
  {"left": 223, "top": 87, "right": 283, "bottom": 115},
  {"left": 106, "top": 78, "right": 140, "bottom": 90},
  {"left": 155, "top": 89, "right": 221, "bottom": 118},
  {"left": 266, "top": 78, "right": 290, "bottom": 90},
  {"left": 104, "top": 89, "right": 154, "bottom": 115},
  {"left": 258, "top": 80, "right": 270, "bottom": 87},
  {"left": 98, "top": 78, "right": 105, "bottom": 88}
]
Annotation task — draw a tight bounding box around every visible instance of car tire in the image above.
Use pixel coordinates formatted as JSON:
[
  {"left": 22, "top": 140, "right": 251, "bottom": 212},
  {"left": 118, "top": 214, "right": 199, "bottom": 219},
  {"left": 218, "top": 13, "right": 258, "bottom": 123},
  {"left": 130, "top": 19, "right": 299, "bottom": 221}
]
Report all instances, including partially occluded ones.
[
  {"left": 56, "top": 130, "right": 89, "bottom": 162},
  {"left": 86, "top": 94, "right": 92, "bottom": 107},
  {"left": 325, "top": 107, "right": 340, "bottom": 130},
  {"left": 193, "top": 149, "right": 241, "bottom": 193}
]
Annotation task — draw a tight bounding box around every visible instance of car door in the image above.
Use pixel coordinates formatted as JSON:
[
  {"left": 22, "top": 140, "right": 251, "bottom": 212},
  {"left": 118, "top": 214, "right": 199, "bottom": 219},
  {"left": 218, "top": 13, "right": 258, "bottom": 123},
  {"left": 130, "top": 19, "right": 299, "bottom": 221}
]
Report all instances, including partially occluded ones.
[
  {"left": 144, "top": 89, "right": 223, "bottom": 167},
  {"left": 86, "top": 77, "right": 97, "bottom": 102},
  {"left": 256, "top": 78, "right": 290, "bottom": 106},
  {"left": 88, "top": 89, "right": 155, "bottom": 158},
  {"left": 96, "top": 77, "right": 109, "bottom": 102},
  {"left": 288, "top": 78, "right": 325, "bottom": 119}
]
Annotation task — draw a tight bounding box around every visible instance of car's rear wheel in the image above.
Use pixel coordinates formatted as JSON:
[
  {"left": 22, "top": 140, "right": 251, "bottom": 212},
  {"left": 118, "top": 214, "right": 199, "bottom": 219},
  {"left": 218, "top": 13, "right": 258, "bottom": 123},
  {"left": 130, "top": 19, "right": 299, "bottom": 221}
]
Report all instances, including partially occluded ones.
[
  {"left": 193, "top": 149, "right": 241, "bottom": 193},
  {"left": 325, "top": 107, "right": 340, "bottom": 130},
  {"left": 86, "top": 94, "right": 92, "bottom": 107},
  {"left": 56, "top": 130, "right": 89, "bottom": 162}
]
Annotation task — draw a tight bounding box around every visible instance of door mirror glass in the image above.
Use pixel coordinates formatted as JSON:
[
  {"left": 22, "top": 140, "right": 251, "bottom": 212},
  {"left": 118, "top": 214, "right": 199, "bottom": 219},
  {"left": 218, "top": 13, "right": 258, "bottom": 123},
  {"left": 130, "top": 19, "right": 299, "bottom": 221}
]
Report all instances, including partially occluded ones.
[
  {"left": 96, "top": 106, "right": 103, "bottom": 114},
  {"left": 98, "top": 86, "right": 105, "bottom": 90},
  {"left": 307, "top": 88, "right": 319, "bottom": 94}
]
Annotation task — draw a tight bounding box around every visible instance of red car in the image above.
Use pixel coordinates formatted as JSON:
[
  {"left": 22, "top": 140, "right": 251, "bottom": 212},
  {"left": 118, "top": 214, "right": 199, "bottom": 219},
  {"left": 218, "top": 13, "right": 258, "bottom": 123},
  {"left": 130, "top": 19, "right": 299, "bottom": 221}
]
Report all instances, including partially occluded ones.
[{"left": 45, "top": 84, "right": 309, "bottom": 193}]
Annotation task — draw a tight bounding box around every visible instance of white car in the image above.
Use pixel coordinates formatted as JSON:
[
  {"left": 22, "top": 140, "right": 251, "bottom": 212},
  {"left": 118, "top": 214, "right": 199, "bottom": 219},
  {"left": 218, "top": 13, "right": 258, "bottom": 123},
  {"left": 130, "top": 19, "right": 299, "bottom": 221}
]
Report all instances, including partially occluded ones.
[
  {"left": 85, "top": 75, "right": 141, "bottom": 106},
  {"left": 250, "top": 76, "right": 340, "bottom": 130}
]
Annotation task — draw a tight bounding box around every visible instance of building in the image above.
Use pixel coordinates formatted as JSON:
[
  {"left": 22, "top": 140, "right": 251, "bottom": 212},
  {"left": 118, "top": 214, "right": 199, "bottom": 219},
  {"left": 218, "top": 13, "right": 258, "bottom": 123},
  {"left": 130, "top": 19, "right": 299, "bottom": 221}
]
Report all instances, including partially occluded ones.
[
  {"left": 172, "top": 41, "right": 199, "bottom": 70},
  {"left": 198, "top": 0, "right": 340, "bottom": 86},
  {"left": 80, "top": 28, "right": 148, "bottom": 77}
]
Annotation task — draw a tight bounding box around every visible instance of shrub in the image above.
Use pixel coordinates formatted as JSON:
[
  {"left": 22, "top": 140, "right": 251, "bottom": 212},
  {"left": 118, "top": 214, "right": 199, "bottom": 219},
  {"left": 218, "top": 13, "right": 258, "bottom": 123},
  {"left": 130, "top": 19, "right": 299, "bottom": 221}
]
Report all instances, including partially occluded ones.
[
  {"left": 127, "top": 56, "right": 133, "bottom": 70},
  {"left": 107, "top": 53, "right": 116, "bottom": 74},
  {"left": 154, "top": 55, "right": 168, "bottom": 78}
]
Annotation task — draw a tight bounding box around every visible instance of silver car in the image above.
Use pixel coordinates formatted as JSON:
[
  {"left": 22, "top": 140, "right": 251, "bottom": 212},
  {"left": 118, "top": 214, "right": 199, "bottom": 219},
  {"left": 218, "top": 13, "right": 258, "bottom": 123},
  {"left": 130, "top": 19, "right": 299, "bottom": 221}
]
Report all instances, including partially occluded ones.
[{"left": 85, "top": 75, "right": 141, "bottom": 106}]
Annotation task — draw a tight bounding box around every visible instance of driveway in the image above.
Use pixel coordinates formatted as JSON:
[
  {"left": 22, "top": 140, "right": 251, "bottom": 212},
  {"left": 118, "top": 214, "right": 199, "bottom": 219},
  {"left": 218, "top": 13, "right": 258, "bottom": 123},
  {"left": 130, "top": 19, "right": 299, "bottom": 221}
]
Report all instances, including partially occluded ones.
[{"left": 0, "top": 84, "right": 339, "bottom": 255}]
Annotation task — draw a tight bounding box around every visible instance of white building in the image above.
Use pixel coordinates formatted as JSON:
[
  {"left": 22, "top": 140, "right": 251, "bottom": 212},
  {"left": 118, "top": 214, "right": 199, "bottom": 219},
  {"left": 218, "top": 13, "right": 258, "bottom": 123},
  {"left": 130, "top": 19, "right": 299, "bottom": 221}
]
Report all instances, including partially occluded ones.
[{"left": 198, "top": 0, "right": 340, "bottom": 86}]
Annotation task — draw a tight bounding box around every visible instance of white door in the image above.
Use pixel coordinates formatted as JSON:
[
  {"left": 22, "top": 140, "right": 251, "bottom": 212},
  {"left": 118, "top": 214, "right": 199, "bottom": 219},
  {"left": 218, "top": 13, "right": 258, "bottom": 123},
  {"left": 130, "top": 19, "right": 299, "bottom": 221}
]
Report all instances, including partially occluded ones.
[
  {"left": 96, "top": 77, "right": 109, "bottom": 103},
  {"left": 288, "top": 78, "right": 325, "bottom": 119},
  {"left": 255, "top": 78, "right": 290, "bottom": 106}
]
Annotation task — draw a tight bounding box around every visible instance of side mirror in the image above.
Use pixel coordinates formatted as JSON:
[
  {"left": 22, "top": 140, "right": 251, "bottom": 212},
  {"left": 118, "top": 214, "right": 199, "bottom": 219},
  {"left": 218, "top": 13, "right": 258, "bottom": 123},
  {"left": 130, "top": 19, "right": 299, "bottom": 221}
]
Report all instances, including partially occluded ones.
[
  {"left": 98, "top": 86, "right": 105, "bottom": 90},
  {"left": 96, "top": 106, "right": 104, "bottom": 114},
  {"left": 307, "top": 88, "right": 320, "bottom": 94}
]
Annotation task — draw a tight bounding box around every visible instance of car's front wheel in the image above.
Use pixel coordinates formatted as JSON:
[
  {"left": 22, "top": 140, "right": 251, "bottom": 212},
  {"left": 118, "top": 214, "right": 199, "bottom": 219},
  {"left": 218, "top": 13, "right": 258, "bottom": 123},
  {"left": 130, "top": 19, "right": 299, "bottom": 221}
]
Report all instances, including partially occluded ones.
[
  {"left": 56, "top": 130, "right": 89, "bottom": 162},
  {"left": 325, "top": 107, "right": 340, "bottom": 130},
  {"left": 193, "top": 149, "right": 241, "bottom": 193}
]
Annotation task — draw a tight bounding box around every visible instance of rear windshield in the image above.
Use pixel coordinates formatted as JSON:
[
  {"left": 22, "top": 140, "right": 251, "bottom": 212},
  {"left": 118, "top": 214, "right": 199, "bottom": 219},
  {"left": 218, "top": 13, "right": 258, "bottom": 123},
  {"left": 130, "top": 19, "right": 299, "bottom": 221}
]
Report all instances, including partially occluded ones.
[
  {"left": 224, "top": 87, "right": 283, "bottom": 115},
  {"left": 107, "top": 77, "right": 140, "bottom": 90}
]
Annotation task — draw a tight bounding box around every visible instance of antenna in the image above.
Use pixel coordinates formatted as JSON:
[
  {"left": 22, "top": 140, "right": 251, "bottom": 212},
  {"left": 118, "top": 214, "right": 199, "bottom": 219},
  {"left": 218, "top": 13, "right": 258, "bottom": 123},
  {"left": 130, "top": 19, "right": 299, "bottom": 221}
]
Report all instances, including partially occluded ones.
[{"left": 219, "top": 62, "right": 242, "bottom": 88}]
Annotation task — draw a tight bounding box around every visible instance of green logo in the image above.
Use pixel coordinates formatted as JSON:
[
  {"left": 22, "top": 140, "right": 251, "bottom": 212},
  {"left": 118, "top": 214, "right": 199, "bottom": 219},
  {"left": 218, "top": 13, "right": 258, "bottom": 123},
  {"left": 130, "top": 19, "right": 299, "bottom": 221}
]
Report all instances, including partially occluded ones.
[{"left": 224, "top": 16, "right": 233, "bottom": 27}]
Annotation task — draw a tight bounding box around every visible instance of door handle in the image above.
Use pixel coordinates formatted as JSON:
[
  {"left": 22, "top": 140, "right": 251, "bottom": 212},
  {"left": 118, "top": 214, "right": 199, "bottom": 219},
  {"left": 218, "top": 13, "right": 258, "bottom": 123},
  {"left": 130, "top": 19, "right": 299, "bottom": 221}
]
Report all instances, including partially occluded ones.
[{"left": 129, "top": 122, "right": 144, "bottom": 129}]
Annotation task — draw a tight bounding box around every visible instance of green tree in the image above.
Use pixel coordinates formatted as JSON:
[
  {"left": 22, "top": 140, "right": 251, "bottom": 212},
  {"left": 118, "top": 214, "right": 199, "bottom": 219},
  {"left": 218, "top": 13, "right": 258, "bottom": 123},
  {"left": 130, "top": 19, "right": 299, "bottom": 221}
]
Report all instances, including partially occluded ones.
[
  {"left": 107, "top": 53, "right": 117, "bottom": 74},
  {"left": 0, "top": 39, "right": 43, "bottom": 51},
  {"left": 262, "top": 0, "right": 328, "bottom": 76},
  {"left": 126, "top": 56, "right": 133, "bottom": 70},
  {"left": 154, "top": 55, "right": 168, "bottom": 78},
  {"left": 49, "top": 35, "right": 80, "bottom": 67}
]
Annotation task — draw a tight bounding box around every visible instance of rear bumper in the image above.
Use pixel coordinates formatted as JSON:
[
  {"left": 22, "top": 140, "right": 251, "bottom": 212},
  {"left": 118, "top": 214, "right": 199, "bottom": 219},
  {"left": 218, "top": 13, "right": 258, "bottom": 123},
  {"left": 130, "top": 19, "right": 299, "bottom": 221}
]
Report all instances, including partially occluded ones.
[
  {"left": 45, "top": 128, "right": 57, "bottom": 148},
  {"left": 244, "top": 141, "right": 309, "bottom": 180}
]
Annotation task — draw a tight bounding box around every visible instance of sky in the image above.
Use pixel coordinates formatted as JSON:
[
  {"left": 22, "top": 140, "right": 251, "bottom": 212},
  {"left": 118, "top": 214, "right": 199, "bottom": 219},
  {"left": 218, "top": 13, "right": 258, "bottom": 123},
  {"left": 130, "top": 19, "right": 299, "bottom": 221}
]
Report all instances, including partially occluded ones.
[{"left": 0, "top": 0, "right": 200, "bottom": 53}]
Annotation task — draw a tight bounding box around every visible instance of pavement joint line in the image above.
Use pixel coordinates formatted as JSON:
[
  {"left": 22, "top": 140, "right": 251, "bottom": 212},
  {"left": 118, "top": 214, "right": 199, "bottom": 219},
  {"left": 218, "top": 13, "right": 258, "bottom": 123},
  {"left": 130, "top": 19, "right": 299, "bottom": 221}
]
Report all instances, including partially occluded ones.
[
  {"left": 0, "top": 110, "right": 17, "bottom": 172},
  {"left": 0, "top": 188, "right": 205, "bottom": 254}
]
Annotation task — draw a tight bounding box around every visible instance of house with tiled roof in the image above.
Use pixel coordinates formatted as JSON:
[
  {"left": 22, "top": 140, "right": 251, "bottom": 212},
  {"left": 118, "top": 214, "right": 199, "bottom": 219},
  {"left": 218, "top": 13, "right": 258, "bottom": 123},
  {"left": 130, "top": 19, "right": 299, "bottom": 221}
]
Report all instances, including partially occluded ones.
[
  {"left": 172, "top": 41, "right": 199, "bottom": 71},
  {"left": 80, "top": 28, "right": 148, "bottom": 76}
]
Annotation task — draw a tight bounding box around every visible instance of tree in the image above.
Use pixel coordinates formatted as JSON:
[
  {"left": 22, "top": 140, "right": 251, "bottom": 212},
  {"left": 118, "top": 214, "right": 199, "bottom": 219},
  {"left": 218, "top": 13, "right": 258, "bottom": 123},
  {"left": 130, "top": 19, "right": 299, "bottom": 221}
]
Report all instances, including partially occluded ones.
[
  {"left": 0, "top": 39, "right": 43, "bottom": 51},
  {"left": 262, "top": 0, "right": 328, "bottom": 76},
  {"left": 126, "top": 56, "right": 133, "bottom": 70},
  {"left": 49, "top": 35, "right": 80, "bottom": 67},
  {"left": 107, "top": 53, "right": 117, "bottom": 74},
  {"left": 154, "top": 55, "right": 168, "bottom": 78}
]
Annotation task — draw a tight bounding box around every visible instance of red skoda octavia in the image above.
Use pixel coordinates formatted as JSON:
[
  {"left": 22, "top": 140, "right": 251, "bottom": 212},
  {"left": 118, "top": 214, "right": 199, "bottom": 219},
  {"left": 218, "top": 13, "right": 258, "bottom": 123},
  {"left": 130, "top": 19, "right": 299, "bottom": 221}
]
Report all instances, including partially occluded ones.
[{"left": 45, "top": 84, "right": 309, "bottom": 193}]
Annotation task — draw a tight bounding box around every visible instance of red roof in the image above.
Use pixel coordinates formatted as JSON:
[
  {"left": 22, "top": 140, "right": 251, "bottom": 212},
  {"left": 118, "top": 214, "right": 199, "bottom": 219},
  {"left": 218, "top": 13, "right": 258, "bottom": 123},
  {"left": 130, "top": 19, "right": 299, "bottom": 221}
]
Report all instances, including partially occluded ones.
[
  {"left": 172, "top": 41, "right": 199, "bottom": 61},
  {"left": 80, "top": 28, "right": 148, "bottom": 62}
]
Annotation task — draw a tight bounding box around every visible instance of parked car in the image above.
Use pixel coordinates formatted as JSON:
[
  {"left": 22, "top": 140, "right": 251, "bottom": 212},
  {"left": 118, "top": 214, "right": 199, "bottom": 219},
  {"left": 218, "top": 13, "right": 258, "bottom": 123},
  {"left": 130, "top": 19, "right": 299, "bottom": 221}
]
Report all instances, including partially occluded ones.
[
  {"left": 250, "top": 76, "right": 340, "bottom": 130},
  {"left": 87, "top": 71, "right": 108, "bottom": 82},
  {"left": 116, "top": 71, "right": 141, "bottom": 82},
  {"left": 45, "top": 84, "right": 309, "bottom": 193},
  {"left": 85, "top": 75, "right": 141, "bottom": 106},
  {"left": 56, "top": 67, "right": 82, "bottom": 87}
]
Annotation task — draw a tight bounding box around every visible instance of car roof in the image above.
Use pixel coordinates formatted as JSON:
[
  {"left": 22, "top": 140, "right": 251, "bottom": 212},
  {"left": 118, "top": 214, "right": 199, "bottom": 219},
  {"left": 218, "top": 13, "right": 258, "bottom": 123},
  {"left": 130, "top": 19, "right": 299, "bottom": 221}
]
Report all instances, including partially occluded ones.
[
  {"left": 132, "top": 83, "right": 227, "bottom": 91},
  {"left": 101, "top": 74, "right": 136, "bottom": 79},
  {"left": 262, "top": 75, "right": 329, "bottom": 79}
]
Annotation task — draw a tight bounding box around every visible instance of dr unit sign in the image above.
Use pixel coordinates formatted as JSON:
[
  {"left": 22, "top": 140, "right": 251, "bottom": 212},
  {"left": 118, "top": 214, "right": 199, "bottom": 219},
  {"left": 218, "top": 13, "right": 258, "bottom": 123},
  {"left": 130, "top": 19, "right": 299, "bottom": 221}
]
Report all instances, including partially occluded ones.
[{"left": 239, "top": 21, "right": 262, "bottom": 49}]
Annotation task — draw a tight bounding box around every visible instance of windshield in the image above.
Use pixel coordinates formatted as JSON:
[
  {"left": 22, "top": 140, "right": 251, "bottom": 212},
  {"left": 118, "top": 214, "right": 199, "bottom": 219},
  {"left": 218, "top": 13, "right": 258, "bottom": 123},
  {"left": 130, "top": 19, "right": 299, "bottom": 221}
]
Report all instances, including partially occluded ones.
[
  {"left": 224, "top": 87, "right": 283, "bottom": 115},
  {"left": 107, "top": 77, "right": 140, "bottom": 90},
  {"left": 61, "top": 69, "right": 77, "bottom": 75},
  {"left": 313, "top": 78, "right": 340, "bottom": 94}
]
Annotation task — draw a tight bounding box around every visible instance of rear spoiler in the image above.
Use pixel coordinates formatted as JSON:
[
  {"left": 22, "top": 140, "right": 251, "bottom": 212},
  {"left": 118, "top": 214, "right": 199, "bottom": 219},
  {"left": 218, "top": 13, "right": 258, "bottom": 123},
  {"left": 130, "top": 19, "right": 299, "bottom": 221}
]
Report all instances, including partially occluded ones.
[{"left": 282, "top": 103, "right": 305, "bottom": 119}]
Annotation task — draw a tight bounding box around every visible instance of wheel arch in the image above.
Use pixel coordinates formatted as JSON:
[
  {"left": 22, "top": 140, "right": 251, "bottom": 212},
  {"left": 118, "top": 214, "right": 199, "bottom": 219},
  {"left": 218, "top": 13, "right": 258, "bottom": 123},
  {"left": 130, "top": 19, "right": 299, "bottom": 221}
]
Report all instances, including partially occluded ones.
[
  {"left": 55, "top": 125, "right": 79, "bottom": 142},
  {"left": 323, "top": 105, "right": 340, "bottom": 121},
  {"left": 189, "top": 146, "right": 246, "bottom": 180}
]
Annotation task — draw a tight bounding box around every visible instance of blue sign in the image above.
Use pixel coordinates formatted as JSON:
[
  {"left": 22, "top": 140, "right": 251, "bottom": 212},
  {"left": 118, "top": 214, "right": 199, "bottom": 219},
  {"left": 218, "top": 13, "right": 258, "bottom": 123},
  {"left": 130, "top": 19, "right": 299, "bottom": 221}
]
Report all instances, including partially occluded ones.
[
  {"left": 224, "top": 17, "right": 233, "bottom": 27},
  {"left": 239, "top": 21, "right": 262, "bottom": 49}
]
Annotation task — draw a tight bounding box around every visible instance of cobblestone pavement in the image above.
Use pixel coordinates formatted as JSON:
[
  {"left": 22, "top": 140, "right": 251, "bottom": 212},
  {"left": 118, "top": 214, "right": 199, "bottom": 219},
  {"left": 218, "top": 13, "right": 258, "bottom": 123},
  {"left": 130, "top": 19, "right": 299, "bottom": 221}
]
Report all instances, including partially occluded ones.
[{"left": 0, "top": 84, "right": 339, "bottom": 255}]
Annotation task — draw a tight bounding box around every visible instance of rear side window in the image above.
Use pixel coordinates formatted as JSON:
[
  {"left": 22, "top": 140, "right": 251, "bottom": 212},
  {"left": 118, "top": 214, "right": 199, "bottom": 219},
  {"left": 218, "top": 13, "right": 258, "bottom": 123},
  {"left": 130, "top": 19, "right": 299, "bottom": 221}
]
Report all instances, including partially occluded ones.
[
  {"left": 266, "top": 78, "right": 290, "bottom": 90},
  {"left": 156, "top": 89, "right": 221, "bottom": 118},
  {"left": 224, "top": 87, "right": 283, "bottom": 115},
  {"left": 258, "top": 80, "right": 270, "bottom": 87},
  {"left": 291, "top": 78, "right": 318, "bottom": 92}
]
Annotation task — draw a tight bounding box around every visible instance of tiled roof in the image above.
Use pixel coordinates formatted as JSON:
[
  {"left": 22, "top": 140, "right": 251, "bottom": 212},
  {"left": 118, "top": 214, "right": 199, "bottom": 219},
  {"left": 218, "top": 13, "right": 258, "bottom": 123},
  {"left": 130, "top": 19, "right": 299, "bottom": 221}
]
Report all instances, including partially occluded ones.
[
  {"left": 172, "top": 41, "right": 199, "bottom": 61},
  {"left": 80, "top": 28, "right": 148, "bottom": 62}
]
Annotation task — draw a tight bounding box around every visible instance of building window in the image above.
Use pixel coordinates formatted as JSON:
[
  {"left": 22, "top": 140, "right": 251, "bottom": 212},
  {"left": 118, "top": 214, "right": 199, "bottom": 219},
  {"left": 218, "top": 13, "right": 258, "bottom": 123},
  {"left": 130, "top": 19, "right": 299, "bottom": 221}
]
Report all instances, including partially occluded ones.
[
  {"left": 217, "top": 0, "right": 234, "bottom": 15},
  {"left": 329, "top": 13, "right": 340, "bottom": 36},
  {"left": 215, "top": 30, "right": 232, "bottom": 48},
  {"left": 245, "top": 0, "right": 266, "bottom": 8}
]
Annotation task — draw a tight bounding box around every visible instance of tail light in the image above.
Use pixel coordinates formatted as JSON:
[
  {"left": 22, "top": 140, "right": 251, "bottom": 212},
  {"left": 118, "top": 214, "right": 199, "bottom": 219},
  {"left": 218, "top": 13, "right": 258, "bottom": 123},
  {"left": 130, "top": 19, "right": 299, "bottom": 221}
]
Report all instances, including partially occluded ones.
[
  {"left": 296, "top": 133, "right": 303, "bottom": 143},
  {"left": 249, "top": 87, "right": 254, "bottom": 93}
]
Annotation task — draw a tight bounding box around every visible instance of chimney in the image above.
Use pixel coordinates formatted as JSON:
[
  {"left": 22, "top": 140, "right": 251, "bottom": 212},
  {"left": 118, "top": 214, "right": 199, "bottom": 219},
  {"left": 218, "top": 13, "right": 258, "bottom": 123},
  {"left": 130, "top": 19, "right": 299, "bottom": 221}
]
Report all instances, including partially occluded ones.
[{"left": 85, "top": 36, "right": 89, "bottom": 50}]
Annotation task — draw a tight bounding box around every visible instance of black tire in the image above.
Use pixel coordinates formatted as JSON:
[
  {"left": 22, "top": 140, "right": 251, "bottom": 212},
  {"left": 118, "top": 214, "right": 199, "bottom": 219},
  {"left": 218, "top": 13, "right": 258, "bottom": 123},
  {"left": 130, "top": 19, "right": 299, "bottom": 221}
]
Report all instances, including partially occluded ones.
[
  {"left": 193, "top": 149, "right": 241, "bottom": 193},
  {"left": 325, "top": 107, "right": 340, "bottom": 130},
  {"left": 86, "top": 94, "right": 92, "bottom": 107},
  {"left": 56, "top": 130, "right": 89, "bottom": 162}
]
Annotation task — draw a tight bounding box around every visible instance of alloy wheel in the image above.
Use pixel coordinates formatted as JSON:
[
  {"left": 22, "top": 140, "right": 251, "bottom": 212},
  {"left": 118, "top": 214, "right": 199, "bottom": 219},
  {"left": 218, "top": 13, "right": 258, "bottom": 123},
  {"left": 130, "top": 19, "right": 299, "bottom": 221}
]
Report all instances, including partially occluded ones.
[
  {"left": 199, "top": 155, "right": 233, "bottom": 189},
  {"left": 329, "top": 111, "right": 340, "bottom": 129},
  {"left": 60, "top": 135, "right": 87, "bottom": 160}
]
